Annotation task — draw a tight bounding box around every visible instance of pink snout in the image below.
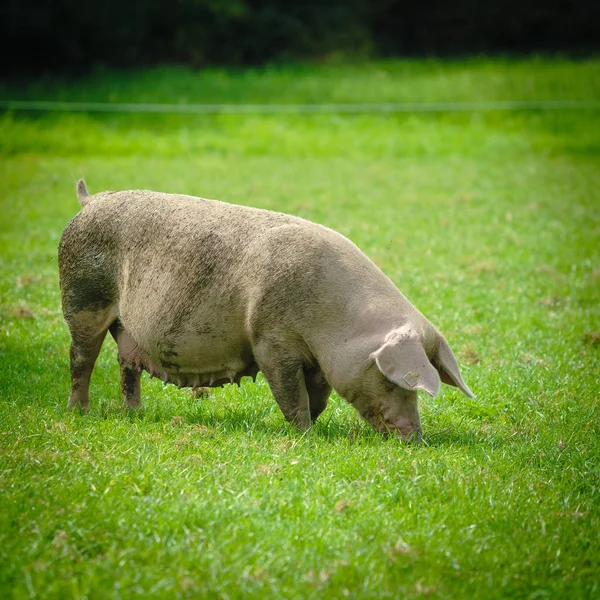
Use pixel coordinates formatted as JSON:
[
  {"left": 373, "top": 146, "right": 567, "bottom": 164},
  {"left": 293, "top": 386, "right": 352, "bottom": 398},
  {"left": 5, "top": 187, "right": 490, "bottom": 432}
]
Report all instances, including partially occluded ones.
[
  {"left": 382, "top": 402, "right": 422, "bottom": 443},
  {"left": 395, "top": 425, "right": 423, "bottom": 443}
]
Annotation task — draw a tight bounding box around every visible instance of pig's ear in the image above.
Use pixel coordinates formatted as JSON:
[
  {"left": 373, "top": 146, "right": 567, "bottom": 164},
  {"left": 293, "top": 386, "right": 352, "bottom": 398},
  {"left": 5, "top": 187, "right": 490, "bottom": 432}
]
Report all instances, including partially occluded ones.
[
  {"left": 431, "top": 335, "right": 475, "bottom": 398},
  {"left": 372, "top": 330, "right": 441, "bottom": 397}
]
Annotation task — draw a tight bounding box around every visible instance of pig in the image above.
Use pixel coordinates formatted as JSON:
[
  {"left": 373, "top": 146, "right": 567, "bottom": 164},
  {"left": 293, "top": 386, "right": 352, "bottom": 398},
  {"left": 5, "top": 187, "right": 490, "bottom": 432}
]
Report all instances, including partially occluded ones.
[{"left": 58, "top": 180, "right": 474, "bottom": 441}]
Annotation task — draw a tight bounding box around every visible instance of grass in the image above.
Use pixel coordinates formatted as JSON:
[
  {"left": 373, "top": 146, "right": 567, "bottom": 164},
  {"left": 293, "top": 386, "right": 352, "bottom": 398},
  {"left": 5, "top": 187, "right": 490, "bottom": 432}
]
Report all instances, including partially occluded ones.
[{"left": 0, "top": 58, "right": 599, "bottom": 599}]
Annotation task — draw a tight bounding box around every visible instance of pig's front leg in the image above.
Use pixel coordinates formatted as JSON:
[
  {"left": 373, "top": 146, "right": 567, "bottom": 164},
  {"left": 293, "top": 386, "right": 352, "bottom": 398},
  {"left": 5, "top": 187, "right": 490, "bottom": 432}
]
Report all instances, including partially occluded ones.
[
  {"left": 254, "top": 340, "right": 311, "bottom": 431},
  {"left": 305, "top": 367, "right": 331, "bottom": 422}
]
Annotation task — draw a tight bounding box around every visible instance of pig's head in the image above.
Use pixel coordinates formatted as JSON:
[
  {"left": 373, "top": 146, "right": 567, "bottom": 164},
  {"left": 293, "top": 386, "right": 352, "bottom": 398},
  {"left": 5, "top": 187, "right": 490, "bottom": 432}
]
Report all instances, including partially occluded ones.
[{"left": 348, "top": 326, "right": 474, "bottom": 441}]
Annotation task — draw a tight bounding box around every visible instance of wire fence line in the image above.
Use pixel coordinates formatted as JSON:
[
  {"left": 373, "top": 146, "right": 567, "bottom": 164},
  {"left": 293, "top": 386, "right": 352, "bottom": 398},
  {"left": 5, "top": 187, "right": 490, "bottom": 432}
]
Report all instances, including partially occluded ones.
[{"left": 1, "top": 99, "right": 599, "bottom": 115}]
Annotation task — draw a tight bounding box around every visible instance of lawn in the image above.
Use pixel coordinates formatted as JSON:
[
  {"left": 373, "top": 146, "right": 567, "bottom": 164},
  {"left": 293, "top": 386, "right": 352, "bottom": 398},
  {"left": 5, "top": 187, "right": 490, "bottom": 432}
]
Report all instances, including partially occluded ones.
[{"left": 0, "top": 59, "right": 599, "bottom": 599}]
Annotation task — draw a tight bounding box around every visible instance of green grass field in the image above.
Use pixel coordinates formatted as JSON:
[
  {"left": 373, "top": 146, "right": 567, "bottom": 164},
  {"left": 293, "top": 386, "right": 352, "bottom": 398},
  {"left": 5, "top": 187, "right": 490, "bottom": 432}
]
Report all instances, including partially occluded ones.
[{"left": 1, "top": 59, "right": 599, "bottom": 599}]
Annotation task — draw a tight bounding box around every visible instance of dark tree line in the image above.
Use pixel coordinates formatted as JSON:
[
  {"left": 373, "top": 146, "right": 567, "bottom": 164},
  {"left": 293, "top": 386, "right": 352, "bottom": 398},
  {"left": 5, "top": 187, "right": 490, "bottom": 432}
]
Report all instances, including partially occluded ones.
[{"left": 1, "top": 0, "right": 598, "bottom": 76}]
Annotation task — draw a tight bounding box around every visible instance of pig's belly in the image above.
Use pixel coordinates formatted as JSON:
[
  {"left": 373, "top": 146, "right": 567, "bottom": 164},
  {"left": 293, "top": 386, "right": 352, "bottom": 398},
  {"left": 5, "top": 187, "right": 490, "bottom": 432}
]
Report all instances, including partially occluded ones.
[{"left": 117, "top": 304, "right": 258, "bottom": 388}]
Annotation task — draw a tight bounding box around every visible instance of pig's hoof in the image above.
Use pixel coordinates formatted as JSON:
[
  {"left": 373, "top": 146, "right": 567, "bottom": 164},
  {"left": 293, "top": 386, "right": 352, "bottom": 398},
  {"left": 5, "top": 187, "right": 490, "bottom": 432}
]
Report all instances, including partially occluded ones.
[
  {"left": 67, "top": 393, "right": 90, "bottom": 412},
  {"left": 192, "top": 387, "right": 211, "bottom": 399},
  {"left": 124, "top": 402, "right": 142, "bottom": 410},
  {"left": 292, "top": 412, "right": 312, "bottom": 432}
]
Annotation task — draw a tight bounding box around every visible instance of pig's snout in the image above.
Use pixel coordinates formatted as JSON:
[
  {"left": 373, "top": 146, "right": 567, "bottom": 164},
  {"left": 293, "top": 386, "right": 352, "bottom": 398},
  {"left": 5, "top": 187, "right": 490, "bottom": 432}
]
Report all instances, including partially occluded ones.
[
  {"left": 366, "top": 409, "right": 422, "bottom": 442},
  {"left": 381, "top": 398, "right": 422, "bottom": 443},
  {"left": 395, "top": 426, "right": 422, "bottom": 444}
]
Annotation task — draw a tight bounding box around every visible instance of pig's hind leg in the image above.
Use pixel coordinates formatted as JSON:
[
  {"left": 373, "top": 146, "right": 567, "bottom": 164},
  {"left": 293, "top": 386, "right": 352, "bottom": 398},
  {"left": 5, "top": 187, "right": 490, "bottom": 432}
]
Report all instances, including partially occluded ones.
[
  {"left": 253, "top": 340, "right": 312, "bottom": 431},
  {"left": 65, "top": 306, "right": 115, "bottom": 411},
  {"left": 109, "top": 322, "right": 142, "bottom": 408}
]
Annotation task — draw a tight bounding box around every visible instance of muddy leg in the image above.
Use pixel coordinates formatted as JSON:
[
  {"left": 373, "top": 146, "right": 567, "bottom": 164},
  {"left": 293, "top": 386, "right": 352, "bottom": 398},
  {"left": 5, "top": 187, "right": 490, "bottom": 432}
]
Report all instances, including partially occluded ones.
[
  {"left": 109, "top": 322, "right": 142, "bottom": 408},
  {"left": 66, "top": 310, "right": 113, "bottom": 410},
  {"left": 305, "top": 367, "right": 332, "bottom": 422},
  {"left": 254, "top": 341, "right": 311, "bottom": 431},
  {"left": 119, "top": 364, "right": 141, "bottom": 408}
]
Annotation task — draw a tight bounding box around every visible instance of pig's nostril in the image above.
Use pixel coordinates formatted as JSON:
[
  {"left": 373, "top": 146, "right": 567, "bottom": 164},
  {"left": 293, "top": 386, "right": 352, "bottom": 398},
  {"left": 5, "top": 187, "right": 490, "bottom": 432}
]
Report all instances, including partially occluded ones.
[{"left": 396, "top": 427, "right": 422, "bottom": 444}]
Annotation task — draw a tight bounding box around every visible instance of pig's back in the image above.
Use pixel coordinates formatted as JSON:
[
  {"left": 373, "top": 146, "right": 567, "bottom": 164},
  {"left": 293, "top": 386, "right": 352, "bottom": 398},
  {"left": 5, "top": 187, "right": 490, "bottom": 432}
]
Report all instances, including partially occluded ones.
[{"left": 61, "top": 190, "right": 340, "bottom": 366}]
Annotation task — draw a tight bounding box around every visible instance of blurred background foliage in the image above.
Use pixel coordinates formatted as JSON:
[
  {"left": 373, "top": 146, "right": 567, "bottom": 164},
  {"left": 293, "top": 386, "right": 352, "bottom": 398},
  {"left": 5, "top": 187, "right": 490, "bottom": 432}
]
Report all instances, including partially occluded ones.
[{"left": 1, "top": 0, "right": 598, "bottom": 77}]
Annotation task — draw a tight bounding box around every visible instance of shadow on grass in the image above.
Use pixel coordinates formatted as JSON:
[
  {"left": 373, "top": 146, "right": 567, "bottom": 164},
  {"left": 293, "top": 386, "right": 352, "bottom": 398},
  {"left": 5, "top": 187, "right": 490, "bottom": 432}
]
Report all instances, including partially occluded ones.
[
  {"left": 76, "top": 391, "right": 510, "bottom": 450},
  {"left": 64, "top": 389, "right": 385, "bottom": 444},
  {"left": 423, "top": 426, "right": 510, "bottom": 450},
  {"left": 3, "top": 330, "right": 508, "bottom": 450},
  {"left": 143, "top": 401, "right": 374, "bottom": 443}
]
